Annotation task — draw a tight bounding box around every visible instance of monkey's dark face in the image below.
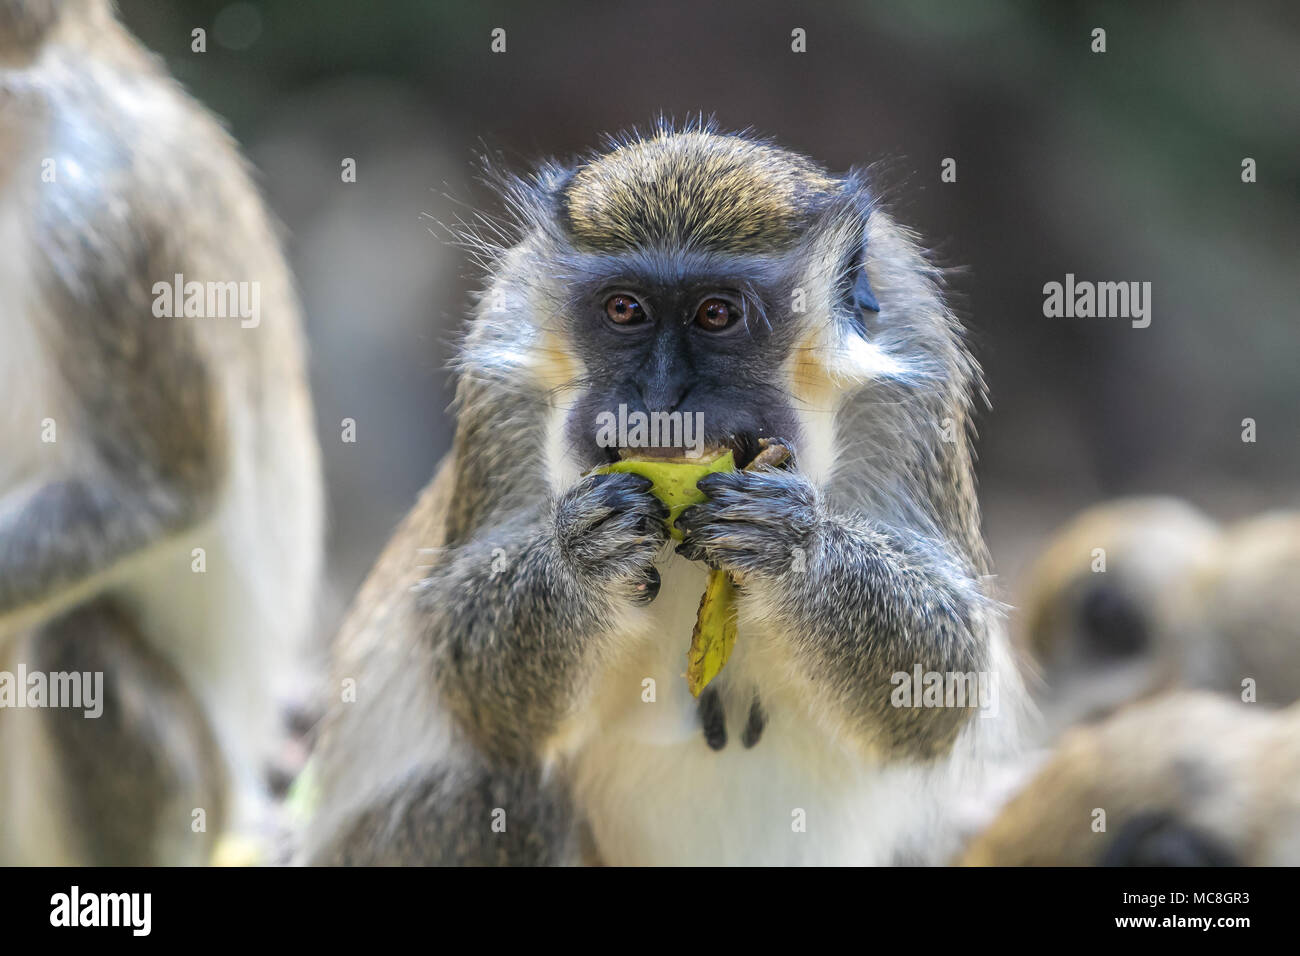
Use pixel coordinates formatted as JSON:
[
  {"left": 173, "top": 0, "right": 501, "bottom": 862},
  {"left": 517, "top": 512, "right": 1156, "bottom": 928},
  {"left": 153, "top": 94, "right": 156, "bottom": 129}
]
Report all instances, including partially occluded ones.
[{"left": 558, "top": 250, "right": 805, "bottom": 470}]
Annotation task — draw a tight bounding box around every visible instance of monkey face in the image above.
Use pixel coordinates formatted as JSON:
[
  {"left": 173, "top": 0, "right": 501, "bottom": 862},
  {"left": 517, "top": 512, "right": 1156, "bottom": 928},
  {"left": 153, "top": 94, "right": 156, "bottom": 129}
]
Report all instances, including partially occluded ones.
[
  {"left": 557, "top": 254, "right": 806, "bottom": 470},
  {"left": 474, "top": 126, "right": 903, "bottom": 477},
  {"left": 531, "top": 130, "right": 889, "bottom": 471}
]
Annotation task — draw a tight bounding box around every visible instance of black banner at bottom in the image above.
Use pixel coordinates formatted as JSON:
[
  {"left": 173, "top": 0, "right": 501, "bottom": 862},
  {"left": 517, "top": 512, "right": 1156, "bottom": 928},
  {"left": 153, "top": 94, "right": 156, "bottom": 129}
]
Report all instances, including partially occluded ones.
[{"left": 0, "top": 865, "right": 1281, "bottom": 942}]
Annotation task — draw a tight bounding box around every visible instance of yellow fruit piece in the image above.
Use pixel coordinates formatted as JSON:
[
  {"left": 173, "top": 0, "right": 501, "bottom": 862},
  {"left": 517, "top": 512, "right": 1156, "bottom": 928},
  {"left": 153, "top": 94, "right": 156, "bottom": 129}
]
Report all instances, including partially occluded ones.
[
  {"left": 594, "top": 449, "right": 735, "bottom": 540},
  {"left": 686, "top": 568, "right": 738, "bottom": 697},
  {"left": 592, "top": 440, "right": 789, "bottom": 698}
]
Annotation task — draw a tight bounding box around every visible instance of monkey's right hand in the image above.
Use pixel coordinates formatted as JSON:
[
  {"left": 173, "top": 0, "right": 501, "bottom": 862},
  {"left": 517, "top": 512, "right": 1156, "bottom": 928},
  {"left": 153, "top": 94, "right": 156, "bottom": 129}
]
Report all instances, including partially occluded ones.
[{"left": 554, "top": 472, "right": 669, "bottom": 603}]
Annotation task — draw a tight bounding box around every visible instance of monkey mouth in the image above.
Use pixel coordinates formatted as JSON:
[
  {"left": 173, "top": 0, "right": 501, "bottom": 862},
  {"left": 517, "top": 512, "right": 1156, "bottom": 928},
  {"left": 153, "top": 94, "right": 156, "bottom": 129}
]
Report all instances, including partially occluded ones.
[
  {"left": 615, "top": 444, "right": 727, "bottom": 463},
  {"left": 598, "top": 433, "right": 768, "bottom": 469}
]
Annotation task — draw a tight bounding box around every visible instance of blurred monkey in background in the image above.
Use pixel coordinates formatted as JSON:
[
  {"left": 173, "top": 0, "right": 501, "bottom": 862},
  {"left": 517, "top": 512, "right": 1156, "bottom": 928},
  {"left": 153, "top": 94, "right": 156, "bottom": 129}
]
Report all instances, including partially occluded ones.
[
  {"left": 960, "top": 692, "right": 1300, "bottom": 866},
  {"left": 1017, "top": 497, "right": 1218, "bottom": 736},
  {"left": 1170, "top": 511, "right": 1300, "bottom": 707},
  {"left": 0, "top": 0, "right": 322, "bottom": 863},
  {"left": 1019, "top": 499, "right": 1300, "bottom": 739}
]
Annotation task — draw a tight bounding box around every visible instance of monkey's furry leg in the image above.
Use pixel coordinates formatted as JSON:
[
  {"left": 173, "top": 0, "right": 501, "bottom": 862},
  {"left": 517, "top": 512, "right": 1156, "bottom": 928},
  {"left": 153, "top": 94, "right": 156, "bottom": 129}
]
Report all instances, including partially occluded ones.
[
  {"left": 0, "top": 597, "right": 226, "bottom": 865},
  {"left": 307, "top": 759, "right": 587, "bottom": 866}
]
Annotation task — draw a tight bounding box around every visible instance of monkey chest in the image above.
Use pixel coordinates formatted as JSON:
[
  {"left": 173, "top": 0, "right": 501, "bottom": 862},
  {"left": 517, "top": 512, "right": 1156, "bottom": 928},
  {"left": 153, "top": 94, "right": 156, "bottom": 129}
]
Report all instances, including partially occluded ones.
[
  {"left": 569, "top": 691, "right": 938, "bottom": 865},
  {"left": 566, "top": 559, "right": 941, "bottom": 865}
]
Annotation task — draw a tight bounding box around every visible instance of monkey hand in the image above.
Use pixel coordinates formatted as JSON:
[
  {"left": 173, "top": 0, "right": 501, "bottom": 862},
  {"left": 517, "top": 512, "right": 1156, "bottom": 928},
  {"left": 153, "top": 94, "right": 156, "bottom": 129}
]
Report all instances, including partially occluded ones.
[
  {"left": 674, "top": 468, "right": 821, "bottom": 580},
  {"left": 554, "top": 472, "right": 669, "bottom": 603}
]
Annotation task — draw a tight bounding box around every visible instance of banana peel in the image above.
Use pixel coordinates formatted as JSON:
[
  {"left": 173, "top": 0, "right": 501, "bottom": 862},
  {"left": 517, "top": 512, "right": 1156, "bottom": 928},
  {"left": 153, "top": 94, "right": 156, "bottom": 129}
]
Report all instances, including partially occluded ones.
[{"left": 593, "top": 439, "right": 790, "bottom": 697}]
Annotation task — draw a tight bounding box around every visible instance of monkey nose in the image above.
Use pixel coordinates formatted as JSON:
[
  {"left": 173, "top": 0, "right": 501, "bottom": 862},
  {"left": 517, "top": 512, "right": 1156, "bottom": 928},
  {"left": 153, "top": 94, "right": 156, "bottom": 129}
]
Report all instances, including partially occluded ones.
[{"left": 636, "top": 380, "right": 692, "bottom": 413}]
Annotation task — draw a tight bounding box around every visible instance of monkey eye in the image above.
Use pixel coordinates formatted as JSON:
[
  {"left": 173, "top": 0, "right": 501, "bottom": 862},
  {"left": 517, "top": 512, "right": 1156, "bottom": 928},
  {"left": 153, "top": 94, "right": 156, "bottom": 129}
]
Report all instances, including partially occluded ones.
[
  {"left": 695, "top": 297, "right": 738, "bottom": 332},
  {"left": 604, "top": 294, "right": 646, "bottom": 326}
]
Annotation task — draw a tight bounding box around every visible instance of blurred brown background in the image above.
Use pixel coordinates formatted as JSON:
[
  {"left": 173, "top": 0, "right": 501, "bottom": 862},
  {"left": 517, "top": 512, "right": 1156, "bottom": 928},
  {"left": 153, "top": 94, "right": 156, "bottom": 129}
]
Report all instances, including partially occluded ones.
[{"left": 116, "top": 0, "right": 1300, "bottom": 634}]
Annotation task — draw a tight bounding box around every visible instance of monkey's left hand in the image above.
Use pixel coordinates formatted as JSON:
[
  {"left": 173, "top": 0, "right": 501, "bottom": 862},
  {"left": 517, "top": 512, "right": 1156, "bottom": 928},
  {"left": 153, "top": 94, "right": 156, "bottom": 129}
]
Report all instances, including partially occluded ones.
[{"left": 675, "top": 468, "right": 822, "bottom": 579}]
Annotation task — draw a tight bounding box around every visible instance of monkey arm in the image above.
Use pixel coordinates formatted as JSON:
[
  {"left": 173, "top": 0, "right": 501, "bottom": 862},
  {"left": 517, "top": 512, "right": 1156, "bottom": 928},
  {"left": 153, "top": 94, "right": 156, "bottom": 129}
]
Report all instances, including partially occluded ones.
[
  {"left": 0, "top": 469, "right": 219, "bottom": 636},
  {"left": 0, "top": 271, "right": 227, "bottom": 637},
  {"left": 420, "top": 473, "right": 667, "bottom": 761},
  {"left": 418, "top": 522, "right": 614, "bottom": 762},
  {"left": 678, "top": 468, "right": 992, "bottom": 757}
]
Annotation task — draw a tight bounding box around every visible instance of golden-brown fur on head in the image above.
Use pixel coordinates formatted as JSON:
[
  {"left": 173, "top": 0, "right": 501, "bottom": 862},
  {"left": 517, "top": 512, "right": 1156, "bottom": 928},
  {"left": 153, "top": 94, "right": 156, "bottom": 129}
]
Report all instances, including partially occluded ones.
[
  {"left": 960, "top": 692, "right": 1300, "bottom": 865},
  {"left": 560, "top": 123, "right": 839, "bottom": 254}
]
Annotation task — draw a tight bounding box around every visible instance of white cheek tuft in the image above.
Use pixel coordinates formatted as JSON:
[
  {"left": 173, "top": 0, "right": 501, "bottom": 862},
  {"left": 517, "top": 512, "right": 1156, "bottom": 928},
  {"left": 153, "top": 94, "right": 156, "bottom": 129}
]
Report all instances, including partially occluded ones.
[{"left": 835, "top": 329, "right": 915, "bottom": 384}]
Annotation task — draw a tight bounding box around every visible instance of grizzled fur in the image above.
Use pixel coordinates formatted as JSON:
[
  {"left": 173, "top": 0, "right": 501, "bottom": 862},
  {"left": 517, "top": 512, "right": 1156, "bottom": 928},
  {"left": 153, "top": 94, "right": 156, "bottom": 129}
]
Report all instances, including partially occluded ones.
[{"left": 304, "top": 120, "right": 1024, "bottom": 866}]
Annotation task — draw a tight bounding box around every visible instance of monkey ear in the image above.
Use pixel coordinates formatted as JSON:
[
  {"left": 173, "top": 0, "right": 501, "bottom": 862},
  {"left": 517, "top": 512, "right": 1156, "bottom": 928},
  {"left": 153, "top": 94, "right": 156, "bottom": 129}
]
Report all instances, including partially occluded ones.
[
  {"left": 839, "top": 234, "right": 880, "bottom": 339},
  {"left": 839, "top": 178, "right": 881, "bottom": 320},
  {"left": 853, "top": 261, "right": 880, "bottom": 314}
]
